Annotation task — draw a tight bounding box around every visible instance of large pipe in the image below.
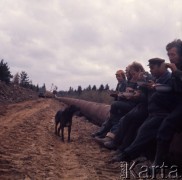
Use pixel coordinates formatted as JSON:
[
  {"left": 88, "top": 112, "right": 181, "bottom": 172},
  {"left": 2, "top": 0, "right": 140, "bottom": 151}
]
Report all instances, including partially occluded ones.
[
  {"left": 56, "top": 96, "right": 182, "bottom": 164},
  {"left": 56, "top": 96, "right": 110, "bottom": 126}
]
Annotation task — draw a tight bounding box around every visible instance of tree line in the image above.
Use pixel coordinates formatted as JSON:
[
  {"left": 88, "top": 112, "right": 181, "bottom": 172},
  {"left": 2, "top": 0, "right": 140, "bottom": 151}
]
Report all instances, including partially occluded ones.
[
  {"left": 59, "top": 84, "right": 110, "bottom": 95},
  {"left": 58, "top": 83, "right": 113, "bottom": 104},
  {"left": 0, "top": 59, "right": 112, "bottom": 98},
  {"left": 0, "top": 59, "right": 38, "bottom": 91}
]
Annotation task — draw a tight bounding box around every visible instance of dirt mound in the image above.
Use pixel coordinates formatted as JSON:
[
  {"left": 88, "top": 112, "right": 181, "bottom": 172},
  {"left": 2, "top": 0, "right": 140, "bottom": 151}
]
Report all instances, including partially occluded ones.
[{"left": 0, "top": 81, "right": 38, "bottom": 105}]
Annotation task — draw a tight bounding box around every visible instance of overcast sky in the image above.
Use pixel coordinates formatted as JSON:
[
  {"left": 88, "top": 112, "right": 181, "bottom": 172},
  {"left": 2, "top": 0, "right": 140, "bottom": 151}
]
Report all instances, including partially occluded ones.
[{"left": 1, "top": 0, "right": 182, "bottom": 91}]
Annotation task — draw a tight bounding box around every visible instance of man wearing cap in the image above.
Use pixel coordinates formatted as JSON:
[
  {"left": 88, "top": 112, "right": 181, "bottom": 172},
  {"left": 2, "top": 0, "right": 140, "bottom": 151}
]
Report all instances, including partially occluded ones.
[
  {"left": 152, "top": 39, "right": 182, "bottom": 167},
  {"left": 110, "top": 57, "right": 172, "bottom": 163}
]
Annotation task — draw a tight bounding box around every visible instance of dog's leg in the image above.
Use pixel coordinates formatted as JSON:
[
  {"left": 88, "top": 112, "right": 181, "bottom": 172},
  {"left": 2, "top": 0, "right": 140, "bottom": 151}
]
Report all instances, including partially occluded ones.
[
  {"left": 55, "top": 122, "right": 58, "bottom": 135},
  {"left": 61, "top": 127, "right": 64, "bottom": 142},
  {"left": 68, "top": 125, "right": 71, "bottom": 142},
  {"left": 58, "top": 124, "right": 61, "bottom": 136}
]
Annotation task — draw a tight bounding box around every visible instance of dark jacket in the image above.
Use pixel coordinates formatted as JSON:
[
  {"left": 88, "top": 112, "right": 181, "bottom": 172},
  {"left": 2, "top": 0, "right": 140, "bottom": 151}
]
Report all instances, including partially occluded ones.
[
  {"left": 115, "top": 80, "right": 127, "bottom": 93},
  {"left": 171, "top": 67, "right": 182, "bottom": 93},
  {"left": 155, "top": 70, "right": 172, "bottom": 85},
  {"left": 148, "top": 70, "right": 172, "bottom": 114}
]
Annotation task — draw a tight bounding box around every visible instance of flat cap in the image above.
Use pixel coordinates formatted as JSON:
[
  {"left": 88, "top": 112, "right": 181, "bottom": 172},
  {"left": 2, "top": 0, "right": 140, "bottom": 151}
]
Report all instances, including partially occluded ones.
[{"left": 148, "top": 58, "right": 165, "bottom": 66}]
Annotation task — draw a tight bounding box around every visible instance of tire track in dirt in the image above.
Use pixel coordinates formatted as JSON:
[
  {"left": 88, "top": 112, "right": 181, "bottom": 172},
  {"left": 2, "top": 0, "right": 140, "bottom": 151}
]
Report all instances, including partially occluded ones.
[
  {"left": 0, "top": 99, "right": 63, "bottom": 179},
  {"left": 0, "top": 99, "right": 122, "bottom": 180},
  {"left": 0, "top": 99, "right": 50, "bottom": 135}
]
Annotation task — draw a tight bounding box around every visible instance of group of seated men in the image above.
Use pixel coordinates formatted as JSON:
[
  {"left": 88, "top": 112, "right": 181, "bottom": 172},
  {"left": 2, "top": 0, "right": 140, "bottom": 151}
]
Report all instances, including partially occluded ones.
[{"left": 91, "top": 39, "right": 182, "bottom": 170}]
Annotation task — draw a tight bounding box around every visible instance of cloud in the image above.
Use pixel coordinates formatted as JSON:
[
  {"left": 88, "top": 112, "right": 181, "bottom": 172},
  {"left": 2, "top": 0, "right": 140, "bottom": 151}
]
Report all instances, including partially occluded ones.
[{"left": 0, "top": 0, "right": 182, "bottom": 90}]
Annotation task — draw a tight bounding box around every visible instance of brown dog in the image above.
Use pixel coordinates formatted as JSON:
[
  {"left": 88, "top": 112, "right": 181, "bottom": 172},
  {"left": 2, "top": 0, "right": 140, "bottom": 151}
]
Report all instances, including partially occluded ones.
[{"left": 55, "top": 105, "right": 80, "bottom": 142}]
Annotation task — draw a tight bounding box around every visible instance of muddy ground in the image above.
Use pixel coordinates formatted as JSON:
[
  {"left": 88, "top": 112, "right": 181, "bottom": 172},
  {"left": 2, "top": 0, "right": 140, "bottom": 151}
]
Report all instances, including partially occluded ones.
[{"left": 0, "top": 98, "right": 123, "bottom": 180}]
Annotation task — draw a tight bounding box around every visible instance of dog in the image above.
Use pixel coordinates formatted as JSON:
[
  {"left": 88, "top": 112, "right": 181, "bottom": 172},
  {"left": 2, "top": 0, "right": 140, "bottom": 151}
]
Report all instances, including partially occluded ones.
[{"left": 55, "top": 105, "right": 80, "bottom": 142}]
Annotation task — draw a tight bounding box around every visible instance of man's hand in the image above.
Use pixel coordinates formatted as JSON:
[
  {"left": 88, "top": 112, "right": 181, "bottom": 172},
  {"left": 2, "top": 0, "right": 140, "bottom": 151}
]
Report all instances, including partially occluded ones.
[
  {"left": 146, "top": 80, "right": 155, "bottom": 89},
  {"left": 165, "top": 63, "right": 178, "bottom": 72},
  {"left": 125, "top": 87, "right": 134, "bottom": 93},
  {"left": 133, "top": 90, "right": 141, "bottom": 98},
  {"left": 108, "top": 90, "right": 118, "bottom": 98},
  {"left": 118, "top": 92, "right": 125, "bottom": 98}
]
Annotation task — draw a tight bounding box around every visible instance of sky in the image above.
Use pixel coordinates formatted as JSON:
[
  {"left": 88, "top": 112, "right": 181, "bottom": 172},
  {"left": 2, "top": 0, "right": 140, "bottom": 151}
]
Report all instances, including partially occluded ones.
[{"left": 0, "top": 0, "right": 182, "bottom": 91}]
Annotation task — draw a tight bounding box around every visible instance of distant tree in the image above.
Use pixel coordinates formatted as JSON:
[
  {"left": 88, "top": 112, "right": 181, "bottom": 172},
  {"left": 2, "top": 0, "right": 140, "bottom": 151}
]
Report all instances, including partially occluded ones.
[
  {"left": 12, "top": 72, "right": 20, "bottom": 84},
  {"left": 98, "top": 84, "right": 104, "bottom": 92},
  {"left": 105, "top": 84, "right": 110, "bottom": 90},
  {"left": 42, "top": 83, "right": 46, "bottom": 91},
  {"left": 77, "top": 85, "right": 82, "bottom": 95},
  {"left": 20, "top": 71, "right": 30, "bottom": 88},
  {"left": 29, "top": 83, "right": 33, "bottom": 90},
  {"left": 68, "top": 86, "right": 74, "bottom": 94},
  {"left": 29, "top": 80, "right": 34, "bottom": 90},
  {"left": 0, "top": 59, "right": 13, "bottom": 83},
  {"left": 53, "top": 85, "right": 58, "bottom": 95},
  {"left": 36, "top": 84, "right": 39, "bottom": 92},
  {"left": 86, "top": 85, "right": 91, "bottom": 91},
  {"left": 92, "top": 85, "right": 97, "bottom": 91}
]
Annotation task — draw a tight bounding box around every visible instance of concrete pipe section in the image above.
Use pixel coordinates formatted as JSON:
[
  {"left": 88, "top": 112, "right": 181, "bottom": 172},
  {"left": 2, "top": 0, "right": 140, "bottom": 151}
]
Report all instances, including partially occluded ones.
[{"left": 56, "top": 96, "right": 182, "bottom": 164}]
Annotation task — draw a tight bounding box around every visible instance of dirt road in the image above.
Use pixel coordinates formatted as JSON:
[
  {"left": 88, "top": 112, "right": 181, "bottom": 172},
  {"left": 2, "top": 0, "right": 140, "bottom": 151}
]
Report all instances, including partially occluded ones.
[{"left": 0, "top": 99, "right": 121, "bottom": 180}]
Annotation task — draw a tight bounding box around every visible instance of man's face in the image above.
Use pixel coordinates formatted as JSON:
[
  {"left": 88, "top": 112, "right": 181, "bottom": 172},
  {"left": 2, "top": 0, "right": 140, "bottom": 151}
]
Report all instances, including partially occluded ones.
[
  {"left": 149, "top": 64, "right": 161, "bottom": 78},
  {"left": 130, "top": 69, "right": 141, "bottom": 81},
  {"left": 116, "top": 74, "right": 124, "bottom": 82},
  {"left": 125, "top": 67, "right": 130, "bottom": 79},
  {"left": 167, "top": 47, "right": 180, "bottom": 64}
]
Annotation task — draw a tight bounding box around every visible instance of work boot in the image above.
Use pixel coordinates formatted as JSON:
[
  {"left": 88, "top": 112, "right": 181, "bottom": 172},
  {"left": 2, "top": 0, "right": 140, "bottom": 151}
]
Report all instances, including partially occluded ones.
[
  {"left": 90, "top": 122, "right": 110, "bottom": 138},
  {"left": 94, "top": 136, "right": 112, "bottom": 146},
  {"left": 153, "top": 141, "right": 170, "bottom": 166},
  {"left": 91, "top": 131, "right": 105, "bottom": 138},
  {"left": 110, "top": 148, "right": 122, "bottom": 156},
  {"left": 104, "top": 140, "right": 118, "bottom": 150},
  {"left": 147, "top": 141, "right": 170, "bottom": 177},
  {"left": 109, "top": 151, "right": 131, "bottom": 163}
]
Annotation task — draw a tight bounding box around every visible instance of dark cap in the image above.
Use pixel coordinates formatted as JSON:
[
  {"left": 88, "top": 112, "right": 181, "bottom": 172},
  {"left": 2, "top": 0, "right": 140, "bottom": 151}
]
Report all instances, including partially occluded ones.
[{"left": 147, "top": 58, "right": 165, "bottom": 66}]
